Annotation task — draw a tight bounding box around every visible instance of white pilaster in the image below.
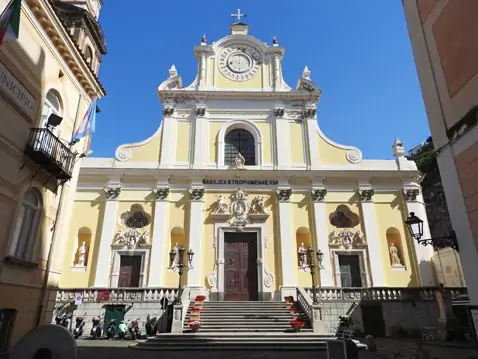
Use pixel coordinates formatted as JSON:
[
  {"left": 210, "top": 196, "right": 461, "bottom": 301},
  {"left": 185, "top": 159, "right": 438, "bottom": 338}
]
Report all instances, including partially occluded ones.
[
  {"left": 159, "top": 112, "right": 175, "bottom": 168},
  {"left": 359, "top": 187, "right": 387, "bottom": 287},
  {"left": 277, "top": 188, "right": 296, "bottom": 296},
  {"left": 306, "top": 119, "right": 320, "bottom": 170},
  {"left": 199, "top": 54, "right": 206, "bottom": 88},
  {"left": 94, "top": 185, "right": 120, "bottom": 287},
  {"left": 403, "top": 187, "right": 436, "bottom": 286},
  {"left": 273, "top": 55, "right": 280, "bottom": 90},
  {"left": 186, "top": 186, "right": 205, "bottom": 288},
  {"left": 148, "top": 185, "right": 170, "bottom": 287},
  {"left": 311, "top": 188, "right": 334, "bottom": 287},
  {"left": 193, "top": 110, "right": 205, "bottom": 168},
  {"left": 275, "top": 118, "right": 290, "bottom": 169}
]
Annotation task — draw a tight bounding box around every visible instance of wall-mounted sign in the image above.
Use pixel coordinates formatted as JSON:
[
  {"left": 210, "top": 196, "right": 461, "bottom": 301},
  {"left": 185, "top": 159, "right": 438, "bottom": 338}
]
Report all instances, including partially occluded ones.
[
  {"left": 96, "top": 290, "right": 110, "bottom": 301},
  {"left": 0, "top": 61, "right": 37, "bottom": 118},
  {"left": 203, "top": 179, "right": 279, "bottom": 185}
]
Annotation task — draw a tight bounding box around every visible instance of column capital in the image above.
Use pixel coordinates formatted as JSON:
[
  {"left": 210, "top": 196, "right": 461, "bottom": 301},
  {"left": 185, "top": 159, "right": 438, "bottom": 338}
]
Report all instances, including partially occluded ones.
[
  {"left": 359, "top": 188, "right": 374, "bottom": 202},
  {"left": 311, "top": 188, "right": 327, "bottom": 202},
  {"left": 153, "top": 187, "right": 170, "bottom": 201},
  {"left": 162, "top": 106, "right": 175, "bottom": 117},
  {"left": 189, "top": 188, "right": 205, "bottom": 201},
  {"left": 276, "top": 188, "right": 292, "bottom": 202},
  {"left": 403, "top": 188, "right": 420, "bottom": 202},
  {"left": 195, "top": 105, "right": 206, "bottom": 117},
  {"left": 273, "top": 107, "right": 285, "bottom": 118},
  {"left": 104, "top": 185, "right": 121, "bottom": 200}
]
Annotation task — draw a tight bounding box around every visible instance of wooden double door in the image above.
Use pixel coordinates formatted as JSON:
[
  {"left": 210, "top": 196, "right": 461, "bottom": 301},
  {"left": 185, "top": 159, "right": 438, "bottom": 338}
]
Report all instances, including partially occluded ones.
[
  {"left": 118, "top": 255, "right": 141, "bottom": 288},
  {"left": 224, "top": 232, "right": 258, "bottom": 301}
]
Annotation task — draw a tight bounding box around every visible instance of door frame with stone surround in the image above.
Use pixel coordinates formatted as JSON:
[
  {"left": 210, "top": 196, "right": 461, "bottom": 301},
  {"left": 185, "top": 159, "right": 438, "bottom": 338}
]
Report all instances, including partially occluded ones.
[
  {"left": 332, "top": 249, "right": 371, "bottom": 287},
  {"left": 110, "top": 249, "right": 150, "bottom": 287},
  {"left": 208, "top": 222, "right": 275, "bottom": 301}
]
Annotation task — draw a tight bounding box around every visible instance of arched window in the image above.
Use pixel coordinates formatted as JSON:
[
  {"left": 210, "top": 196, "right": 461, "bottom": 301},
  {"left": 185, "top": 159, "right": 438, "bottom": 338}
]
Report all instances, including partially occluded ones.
[
  {"left": 41, "top": 90, "right": 62, "bottom": 132},
  {"left": 10, "top": 188, "right": 42, "bottom": 260},
  {"left": 224, "top": 129, "right": 256, "bottom": 166},
  {"left": 84, "top": 46, "right": 93, "bottom": 65}
]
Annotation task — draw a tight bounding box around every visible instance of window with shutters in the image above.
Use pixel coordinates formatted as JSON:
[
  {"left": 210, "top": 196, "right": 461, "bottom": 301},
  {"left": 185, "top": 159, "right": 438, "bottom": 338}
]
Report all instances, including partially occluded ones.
[
  {"left": 41, "top": 90, "right": 62, "bottom": 135},
  {"left": 10, "top": 188, "right": 43, "bottom": 261},
  {"left": 224, "top": 129, "right": 256, "bottom": 166}
]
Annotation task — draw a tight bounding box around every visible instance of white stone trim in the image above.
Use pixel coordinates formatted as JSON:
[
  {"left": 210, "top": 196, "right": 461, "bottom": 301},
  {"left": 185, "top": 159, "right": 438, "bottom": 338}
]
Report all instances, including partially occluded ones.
[
  {"left": 404, "top": 193, "right": 436, "bottom": 286},
  {"left": 312, "top": 201, "right": 334, "bottom": 287},
  {"left": 331, "top": 249, "right": 371, "bottom": 287},
  {"left": 148, "top": 198, "right": 169, "bottom": 287},
  {"left": 186, "top": 198, "right": 204, "bottom": 287},
  {"left": 211, "top": 222, "right": 274, "bottom": 297},
  {"left": 277, "top": 200, "right": 296, "bottom": 287},
  {"left": 451, "top": 123, "right": 478, "bottom": 156},
  {"left": 94, "top": 199, "right": 119, "bottom": 287},
  {"left": 110, "top": 248, "right": 150, "bottom": 288},
  {"left": 217, "top": 119, "right": 263, "bottom": 168},
  {"left": 306, "top": 119, "right": 320, "bottom": 169},
  {"left": 159, "top": 117, "right": 174, "bottom": 168},
  {"left": 360, "top": 200, "right": 387, "bottom": 286}
]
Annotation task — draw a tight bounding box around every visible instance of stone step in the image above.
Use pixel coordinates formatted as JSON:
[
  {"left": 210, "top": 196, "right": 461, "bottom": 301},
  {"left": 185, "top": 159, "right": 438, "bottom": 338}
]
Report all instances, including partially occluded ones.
[
  {"left": 184, "top": 317, "right": 303, "bottom": 322},
  {"left": 132, "top": 344, "right": 326, "bottom": 351},
  {"left": 183, "top": 324, "right": 312, "bottom": 329},
  {"left": 182, "top": 328, "right": 314, "bottom": 333}
]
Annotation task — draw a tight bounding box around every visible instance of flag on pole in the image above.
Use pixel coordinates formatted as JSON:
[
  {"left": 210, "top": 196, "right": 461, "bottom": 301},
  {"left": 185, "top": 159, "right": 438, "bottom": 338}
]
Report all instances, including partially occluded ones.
[
  {"left": 0, "top": 0, "right": 21, "bottom": 47},
  {"left": 70, "top": 99, "right": 97, "bottom": 146}
]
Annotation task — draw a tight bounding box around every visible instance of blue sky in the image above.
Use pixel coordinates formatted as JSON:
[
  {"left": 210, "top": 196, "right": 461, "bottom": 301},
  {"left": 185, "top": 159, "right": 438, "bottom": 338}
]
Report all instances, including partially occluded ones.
[{"left": 92, "top": 0, "right": 430, "bottom": 160}]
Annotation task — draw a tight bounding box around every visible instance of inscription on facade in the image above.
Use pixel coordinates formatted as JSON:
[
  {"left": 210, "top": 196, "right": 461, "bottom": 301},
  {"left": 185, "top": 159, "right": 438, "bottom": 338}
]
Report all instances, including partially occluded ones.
[
  {"left": 202, "top": 179, "right": 279, "bottom": 185},
  {"left": 0, "top": 62, "right": 37, "bottom": 118}
]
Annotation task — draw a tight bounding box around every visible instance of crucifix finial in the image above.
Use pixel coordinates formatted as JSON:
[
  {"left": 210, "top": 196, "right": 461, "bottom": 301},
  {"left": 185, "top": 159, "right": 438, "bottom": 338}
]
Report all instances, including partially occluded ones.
[{"left": 231, "top": 9, "right": 247, "bottom": 23}]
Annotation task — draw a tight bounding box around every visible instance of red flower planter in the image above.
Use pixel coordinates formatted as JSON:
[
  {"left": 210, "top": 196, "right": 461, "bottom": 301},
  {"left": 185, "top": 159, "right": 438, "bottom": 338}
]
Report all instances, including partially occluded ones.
[
  {"left": 188, "top": 319, "right": 201, "bottom": 332},
  {"left": 195, "top": 295, "right": 206, "bottom": 302},
  {"left": 290, "top": 320, "right": 304, "bottom": 332}
]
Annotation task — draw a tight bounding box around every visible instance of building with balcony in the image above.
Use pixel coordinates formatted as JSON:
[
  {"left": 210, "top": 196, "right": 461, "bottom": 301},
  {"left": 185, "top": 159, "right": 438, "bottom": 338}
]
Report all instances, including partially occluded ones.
[
  {"left": 402, "top": 0, "right": 478, "bottom": 325},
  {"left": 50, "top": 21, "right": 463, "bottom": 337},
  {"left": 0, "top": 0, "right": 106, "bottom": 347}
]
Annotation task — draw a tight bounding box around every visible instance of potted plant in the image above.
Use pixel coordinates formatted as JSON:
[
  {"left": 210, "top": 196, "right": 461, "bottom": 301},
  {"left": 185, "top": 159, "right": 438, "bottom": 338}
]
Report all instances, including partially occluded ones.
[
  {"left": 285, "top": 296, "right": 294, "bottom": 308},
  {"left": 188, "top": 319, "right": 201, "bottom": 333},
  {"left": 195, "top": 295, "right": 206, "bottom": 308},
  {"left": 290, "top": 320, "right": 304, "bottom": 332}
]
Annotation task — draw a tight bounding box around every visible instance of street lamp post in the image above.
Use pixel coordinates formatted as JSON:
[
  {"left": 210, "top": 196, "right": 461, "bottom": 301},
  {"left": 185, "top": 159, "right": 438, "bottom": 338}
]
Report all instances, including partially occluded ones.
[
  {"left": 404, "top": 212, "right": 459, "bottom": 251},
  {"left": 299, "top": 247, "right": 324, "bottom": 304},
  {"left": 169, "top": 246, "right": 194, "bottom": 305}
]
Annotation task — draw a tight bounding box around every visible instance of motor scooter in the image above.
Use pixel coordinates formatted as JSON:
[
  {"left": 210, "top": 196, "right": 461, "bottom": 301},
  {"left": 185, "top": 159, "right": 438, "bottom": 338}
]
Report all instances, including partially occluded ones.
[
  {"left": 54, "top": 312, "right": 72, "bottom": 328},
  {"left": 106, "top": 318, "right": 116, "bottom": 339},
  {"left": 145, "top": 314, "right": 158, "bottom": 336},
  {"left": 128, "top": 318, "right": 141, "bottom": 340},
  {"left": 73, "top": 313, "right": 87, "bottom": 339},
  {"left": 90, "top": 315, "right": 103, "bottom": 339},
  {"left": 118, "top": 320, "right": 128, "bottom": 339}
]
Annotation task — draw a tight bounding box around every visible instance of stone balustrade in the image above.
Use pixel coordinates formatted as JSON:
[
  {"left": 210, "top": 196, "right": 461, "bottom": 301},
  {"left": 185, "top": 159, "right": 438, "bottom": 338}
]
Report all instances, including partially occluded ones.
[
  {"left": 304, "top": 287, "right": 468, "bottom": 302},
  {"left": 55, "top": 287, "right": 180, "bottom": 304}
]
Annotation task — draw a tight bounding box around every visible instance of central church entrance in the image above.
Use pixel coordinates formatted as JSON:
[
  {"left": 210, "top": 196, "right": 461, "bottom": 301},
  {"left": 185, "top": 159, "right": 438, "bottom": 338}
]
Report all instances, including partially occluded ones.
[{"left": 224, "top": 232, "right": 258, "bottom": 301}]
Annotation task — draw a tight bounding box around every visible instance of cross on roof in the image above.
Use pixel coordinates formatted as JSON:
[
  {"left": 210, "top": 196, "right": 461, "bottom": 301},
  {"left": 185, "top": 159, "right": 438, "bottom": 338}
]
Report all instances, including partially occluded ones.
[{"left": 231, "top": 9, "right": 247, "bottom": 23}]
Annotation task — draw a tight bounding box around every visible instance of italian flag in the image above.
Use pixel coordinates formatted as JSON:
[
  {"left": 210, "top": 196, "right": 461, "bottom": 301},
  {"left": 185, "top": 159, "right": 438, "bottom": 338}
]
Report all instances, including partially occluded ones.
[{"left": 0, "top": 0, "right": 21, "bottom": 47}]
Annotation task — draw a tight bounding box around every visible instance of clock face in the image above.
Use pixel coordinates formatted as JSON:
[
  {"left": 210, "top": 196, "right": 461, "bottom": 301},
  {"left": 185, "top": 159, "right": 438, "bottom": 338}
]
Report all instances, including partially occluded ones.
[{"left": 218, "top": 45, "right": 261, "bottom": 82}]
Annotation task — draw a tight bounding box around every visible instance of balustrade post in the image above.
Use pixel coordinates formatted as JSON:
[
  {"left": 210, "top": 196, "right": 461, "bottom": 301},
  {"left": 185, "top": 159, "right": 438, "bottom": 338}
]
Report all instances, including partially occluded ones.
[
  {"left": 171, "top": 304, "right": 184, "bottom": 333},
  {"left": 312, "top": 304, "right": 327, "bottom": 334}
]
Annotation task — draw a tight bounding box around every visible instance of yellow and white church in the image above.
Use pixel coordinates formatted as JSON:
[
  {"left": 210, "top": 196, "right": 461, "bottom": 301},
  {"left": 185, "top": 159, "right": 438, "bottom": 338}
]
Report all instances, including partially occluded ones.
[{"left": 58, "top": 20, "right": 436, "bottom": 303}]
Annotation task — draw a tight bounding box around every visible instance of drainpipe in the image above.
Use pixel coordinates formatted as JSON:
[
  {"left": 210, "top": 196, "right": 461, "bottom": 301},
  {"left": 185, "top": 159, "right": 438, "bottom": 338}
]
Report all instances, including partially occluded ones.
[{"left": 35, "top": 94, "right": 83, "bottom": 326}]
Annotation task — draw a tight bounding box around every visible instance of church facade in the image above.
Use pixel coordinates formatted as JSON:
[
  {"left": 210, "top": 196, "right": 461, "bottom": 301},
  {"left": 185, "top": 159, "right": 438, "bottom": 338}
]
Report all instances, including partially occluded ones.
[{"left": 58, "top": 22, "right": 436, "bottom": 302}]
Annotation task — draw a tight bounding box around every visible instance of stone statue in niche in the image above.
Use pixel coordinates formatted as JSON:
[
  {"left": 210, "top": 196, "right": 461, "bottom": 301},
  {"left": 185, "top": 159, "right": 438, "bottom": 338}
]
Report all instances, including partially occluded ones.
[
  {"left": 170, "top": 242, "right": 180, "bottom": 270},
  {"left": 78, "top": 241, "right": 87, "bottom": 266},
  {"left": 341, "top": 229, "right": 353, "bottom": 249},
  {"left": 235, "top": 152, "right": 245, "bottom": 170},
  {"left": 298, "top": 242, "right": 308, "bottom": 269},
  {"left": 389, "top": 242, "right": 402, "bottom": 266},
  {"left": 251, "top": 195, "right": 267, "bottom": 214}
]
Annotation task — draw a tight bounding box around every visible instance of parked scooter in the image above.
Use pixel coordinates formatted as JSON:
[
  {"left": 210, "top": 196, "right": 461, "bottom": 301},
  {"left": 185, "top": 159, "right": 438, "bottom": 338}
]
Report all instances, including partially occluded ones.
[
  {"left": 128, "top": 318, "right": 141, "bottom": 340},
  {"left": 106, "top": 318, "right": 116, "bottom": 339},
  {"left": 90, "top": 315, "right": 103, "bottom": 339},
  {"left": 118, "top": 320, "right": 128, "bottom": 339},
  {"left": 145, "top": 314, "right": 158, "bottom": 336},
  {"left": 73, "top": 313, "right": 87, "bottom": 339},
  {"left": 54, "top": 312, "right": 72, "bottom": 328}
]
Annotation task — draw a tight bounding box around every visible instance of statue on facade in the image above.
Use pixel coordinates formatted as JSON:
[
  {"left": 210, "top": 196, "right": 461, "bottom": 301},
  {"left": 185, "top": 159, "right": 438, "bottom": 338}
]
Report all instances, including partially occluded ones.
[
  {"left": 139, "top": 230, "right": 150, "bottom": 245},
  {"left": 341, "top": 229, "right": 353, "bottom": 249},
  {"left": 170, "top": 243, "right": 180, "bottom": 270},
  {"left": 78, "top": 241, "right": 87, "bottom": 266},
  {"left": 389, "top": 242, "right": 402, "bottom": 266},
  {"left": 235, "top": 152, "right": 245, "bottom": 169},
  {"left": 298, "top": 242, "right": 308, "bottom": 268},
  {"left": 216, "top": 194, "right": 229, "bottom": 213},
  {"left": 251, "top": 195, "right": 267, "bottom": 214}
]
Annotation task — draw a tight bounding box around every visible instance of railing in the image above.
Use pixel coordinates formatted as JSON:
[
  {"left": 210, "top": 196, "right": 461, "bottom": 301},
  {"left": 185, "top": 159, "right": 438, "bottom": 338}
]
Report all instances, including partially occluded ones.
[
  {"left": 304, "top": 287, "right": 468, "bottom": 302},
  {"left": 296, "top": 287, "right": 313, "bottom": 324},
  {"left": 55, "top": 288, "right": 180, "bottom": 303},
  {"left": 25, "top": 128, "right": 75, "bottom": 179}
]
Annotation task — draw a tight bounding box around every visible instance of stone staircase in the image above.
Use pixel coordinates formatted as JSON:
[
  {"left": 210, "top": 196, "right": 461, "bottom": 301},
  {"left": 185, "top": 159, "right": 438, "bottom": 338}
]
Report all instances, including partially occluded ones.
[
  {"left": 133, "top": 301, "right": 333, "bottom": 351},
  {"left": 183, "top": 300, "right": 313, "bottom": 333}
]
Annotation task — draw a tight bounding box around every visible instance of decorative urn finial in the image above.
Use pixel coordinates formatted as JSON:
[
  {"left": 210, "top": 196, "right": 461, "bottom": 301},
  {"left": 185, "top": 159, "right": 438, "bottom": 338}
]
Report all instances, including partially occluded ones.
[
  {"left": 272, "top": 36, "right": 278, "bottom": 46},
  {"left": 201, "top": 34, "right": 207, "bottom": 45},
  {"left": 392, "top": 138, "right": 405, "bottom": 158}
]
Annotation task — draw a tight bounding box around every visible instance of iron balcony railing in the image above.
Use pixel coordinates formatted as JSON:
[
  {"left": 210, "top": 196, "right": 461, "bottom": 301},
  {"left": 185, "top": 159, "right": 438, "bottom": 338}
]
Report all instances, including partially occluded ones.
[{"left": 25, "top": 128, "right": 75, "bottom": 180}]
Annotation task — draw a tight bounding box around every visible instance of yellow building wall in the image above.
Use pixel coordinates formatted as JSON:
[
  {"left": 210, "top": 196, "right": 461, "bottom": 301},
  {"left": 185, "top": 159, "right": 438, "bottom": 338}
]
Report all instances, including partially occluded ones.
[
  {"left": 209, "top": 122, "right": 222, "bottom": 163},
  {"left": 164, "top": 191, "right": 189, "bottom": 288},
  {"left": 290, "top": 122, "right": 305, "bottom": 163},
  {"left": 59, "top": 192, "right": 105, "bottom": 288},
  {"left": 176, "top": 121, "right": 191, "bottom": 162},
  {"left": 373, "top": 192, "right": 419, "bottom": 286},
  {"left": 316, "top": 131, "right": 350, "bottom": 165},
  {"left": 256, "top": 122, "right": 272, "bottom": 163},
  {"left": 125, "top": 126, "right": 163, "bottom": 162},
  {"left": 290, "top": 192, "right": 315, "bottom": 287}
]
